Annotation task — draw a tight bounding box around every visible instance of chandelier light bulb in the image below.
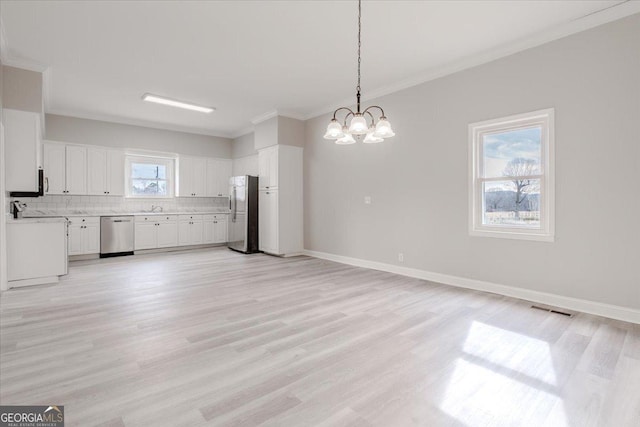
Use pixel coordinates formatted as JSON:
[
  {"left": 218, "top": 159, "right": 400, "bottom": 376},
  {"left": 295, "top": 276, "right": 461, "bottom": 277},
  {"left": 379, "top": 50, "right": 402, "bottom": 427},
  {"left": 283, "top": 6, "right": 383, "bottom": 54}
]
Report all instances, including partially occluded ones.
[
  {"left": 348, "top": 115, "right": 368, "bottom": 135},
  {"left": 324, "top": 119, "right": 344, "bottom": 140}
]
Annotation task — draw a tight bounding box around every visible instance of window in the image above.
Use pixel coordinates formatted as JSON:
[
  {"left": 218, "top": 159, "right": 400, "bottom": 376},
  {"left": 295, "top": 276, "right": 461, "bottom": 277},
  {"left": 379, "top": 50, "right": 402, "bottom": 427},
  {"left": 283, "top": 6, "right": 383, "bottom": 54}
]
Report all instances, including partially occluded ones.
[
  {"left": 125, "top": 155, "right": 175, "bottom": 198},
  {"left": 469, "top": 109, "right": 554, "bottom": 241}
]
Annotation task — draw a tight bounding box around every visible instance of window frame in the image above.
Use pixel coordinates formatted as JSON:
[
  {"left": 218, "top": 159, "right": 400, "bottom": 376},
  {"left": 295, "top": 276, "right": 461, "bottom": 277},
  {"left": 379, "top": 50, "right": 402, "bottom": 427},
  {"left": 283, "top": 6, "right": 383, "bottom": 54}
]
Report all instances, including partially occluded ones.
[
  {"left": 469, "top": 108, "right": 555, "bottom": 242},
  {"left": 125, "top": 154, "right": 176, "bottom": 199}
]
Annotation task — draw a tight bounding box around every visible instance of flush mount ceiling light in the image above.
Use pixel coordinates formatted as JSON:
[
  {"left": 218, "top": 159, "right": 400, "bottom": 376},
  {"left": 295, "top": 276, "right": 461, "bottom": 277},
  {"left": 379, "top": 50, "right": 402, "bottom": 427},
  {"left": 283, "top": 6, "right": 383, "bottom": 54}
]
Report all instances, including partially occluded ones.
[
  {"left": 324, "top": 0, "right": 395, "bottom": 145},
  {"left": 142, "top": 93, "right": 215, "bottom": 113}
]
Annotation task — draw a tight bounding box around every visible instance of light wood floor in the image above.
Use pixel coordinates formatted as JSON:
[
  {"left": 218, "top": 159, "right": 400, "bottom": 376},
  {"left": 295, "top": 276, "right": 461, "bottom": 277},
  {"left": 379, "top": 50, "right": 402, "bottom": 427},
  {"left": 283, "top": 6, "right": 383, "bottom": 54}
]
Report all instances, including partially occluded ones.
[{"left": 1, "top": 248, "right": 638, "bottom": 427}]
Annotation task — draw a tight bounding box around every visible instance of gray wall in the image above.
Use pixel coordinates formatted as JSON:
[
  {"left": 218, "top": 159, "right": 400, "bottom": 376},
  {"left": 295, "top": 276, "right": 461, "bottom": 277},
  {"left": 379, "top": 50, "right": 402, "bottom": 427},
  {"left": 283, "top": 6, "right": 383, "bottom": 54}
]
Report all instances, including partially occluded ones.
[
  {"left": 254, "top": 116, "right": 278, "bottom": 150},
  {"left": 278, "top": 116, "right": 305, "bottom": 148},
  {"left": 46, "top": 114, "right": 233, "bottom": 158},
  {"left": 2, "top": 66, "right": 42, "bottom": 113},
  {"left": 252, "top": 115, "right": 305, "bottom": 152},
  {"left": 232, "top": 132, "right": 257, "bottom": 159},
  {"left": 304, "top": 14, "right": 640, "bottom": 309}
]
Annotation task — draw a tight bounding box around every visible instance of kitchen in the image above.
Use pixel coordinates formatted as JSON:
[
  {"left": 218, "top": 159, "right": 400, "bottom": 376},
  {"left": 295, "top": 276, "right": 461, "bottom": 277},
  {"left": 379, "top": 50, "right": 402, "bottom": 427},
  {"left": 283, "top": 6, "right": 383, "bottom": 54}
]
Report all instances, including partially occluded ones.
[{"left": 3, "top": 87, "right": 303, "bottom": 289}]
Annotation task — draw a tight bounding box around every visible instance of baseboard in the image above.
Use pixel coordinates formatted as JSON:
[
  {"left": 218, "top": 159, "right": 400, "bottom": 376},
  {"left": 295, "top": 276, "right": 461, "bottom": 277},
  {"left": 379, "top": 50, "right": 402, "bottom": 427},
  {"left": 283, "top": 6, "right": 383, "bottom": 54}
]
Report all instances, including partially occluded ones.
[
  {"left": 134, "top": 243, "right": 227, "bottom": 255},
  {"left": 303, "top": 249, "right": 640, "bottom": 325},
  {"left": 8, "top": 276, "right": 60, "bottom": 289}
]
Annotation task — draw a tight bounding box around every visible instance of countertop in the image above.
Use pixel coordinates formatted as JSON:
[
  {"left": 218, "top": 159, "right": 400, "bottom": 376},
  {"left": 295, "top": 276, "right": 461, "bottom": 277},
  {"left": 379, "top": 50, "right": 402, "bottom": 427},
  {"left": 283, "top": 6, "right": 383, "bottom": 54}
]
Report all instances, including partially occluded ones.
[
  {"left": 6, "top": 216, "right": 69, "bottom": 224},
  {"left": 21, "top": 210, "right": 231, "bottom": 218}
]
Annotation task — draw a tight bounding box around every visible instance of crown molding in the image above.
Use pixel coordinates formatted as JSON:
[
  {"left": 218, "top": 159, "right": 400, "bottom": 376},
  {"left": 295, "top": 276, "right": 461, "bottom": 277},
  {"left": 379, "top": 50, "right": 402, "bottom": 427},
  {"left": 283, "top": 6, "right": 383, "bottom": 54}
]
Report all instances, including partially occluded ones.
[
  {"left": 230, "top": 126, "right": 255, "bottom": 140},
  {"left": 46, "top": 108, "right": 234, "bottom": 139},
  {"left": 250, "top": 109, "right": 307, "bottom": 126},
  {"left": 303, "top": 1, "right": 640, "bottom": 121},
  {"left": 250, "top": 110, "right": 278, "bottom": 125},
  {"left": 277, "top": 110, "right": 307, "bottom": 121}
]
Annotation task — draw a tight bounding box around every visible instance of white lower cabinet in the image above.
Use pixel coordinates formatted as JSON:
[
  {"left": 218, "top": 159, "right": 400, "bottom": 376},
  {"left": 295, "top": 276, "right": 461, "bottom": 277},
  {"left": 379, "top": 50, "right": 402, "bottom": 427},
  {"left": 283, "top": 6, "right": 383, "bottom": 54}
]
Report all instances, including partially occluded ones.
[
  {"left": 7, "top": 220, "right": 67, "bottom": 286},
  {"left": 178, "top": 215, "right": 204, "bottom": 246},
  {"left": 135, "top": 215, "right": 178, "bottom": 250},
  {"left": 157, "top": 220, "right": 179, "bottom": 248},
  {"left": 134, "top": 214, "right": 227, "bottom": 250},
  {"left": 259, "top": 190, "right": 279, "bottom": 254},
  {"left": 68, "top": 217, "right": 100, "bottom": 255},
  {"left": 203, "top": 214, "right": 228, "bottom": 244}
]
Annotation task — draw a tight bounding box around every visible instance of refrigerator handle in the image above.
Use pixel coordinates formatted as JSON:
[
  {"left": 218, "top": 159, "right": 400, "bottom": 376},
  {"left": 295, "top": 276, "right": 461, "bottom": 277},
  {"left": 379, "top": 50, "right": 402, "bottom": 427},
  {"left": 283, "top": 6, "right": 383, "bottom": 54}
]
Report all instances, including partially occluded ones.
[{"left": 232, "top": 186, "right": 237, "bottom": 222}]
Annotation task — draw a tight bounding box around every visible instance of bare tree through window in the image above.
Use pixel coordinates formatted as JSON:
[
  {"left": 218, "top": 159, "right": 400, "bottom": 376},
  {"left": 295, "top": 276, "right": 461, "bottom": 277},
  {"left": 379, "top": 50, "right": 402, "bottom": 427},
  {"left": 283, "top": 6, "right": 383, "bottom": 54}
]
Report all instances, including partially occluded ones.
[{"left": 502, "top": 158, "right": 540, "bottom": 219}]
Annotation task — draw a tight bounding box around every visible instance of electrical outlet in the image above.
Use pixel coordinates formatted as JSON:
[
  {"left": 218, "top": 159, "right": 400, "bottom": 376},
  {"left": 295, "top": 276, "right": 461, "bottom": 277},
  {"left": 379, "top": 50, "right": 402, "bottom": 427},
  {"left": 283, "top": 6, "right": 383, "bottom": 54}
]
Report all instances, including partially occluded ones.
[
  {"left": 398, "top": 253, "right": 404, "bottom": 263},
  {"left": 364, "top": 196, "right": 372, "bottom": 204}
]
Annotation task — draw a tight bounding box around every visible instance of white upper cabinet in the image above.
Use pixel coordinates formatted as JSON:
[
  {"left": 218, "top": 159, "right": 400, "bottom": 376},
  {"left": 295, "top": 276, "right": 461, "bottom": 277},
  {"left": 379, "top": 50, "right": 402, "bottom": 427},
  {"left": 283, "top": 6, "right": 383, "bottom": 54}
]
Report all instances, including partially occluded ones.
[
  {"left": 258, "top": 146, "right": 279, "bottom": 190},
  {"left": 4, "top": 109, "right": 42, "bottom": 192},
  {"left": 206, "top": 158, "right": 232, "bottom": 197},
  {"left": 107, "top": 150, "right": 125, "bottom": 196},
  {"left": 180, "top": 156, "right": 231, "bottom": 198},
  {"left": 178, "top": 156, "right": 207, "bottom": 197},
  {"left": 87, "top": 147, "right": 124, "bottom": 196},
  {"left": 65, "top": 145, "right": 87, "bottom": 195},
  {"left": 43, "top": 143, "right": 66, "bottom": 195},
  {"left": 43, "top": 142, "right": 87, "bottom": 195},
  {"left": 87, "top": 148, "right": 107, "bottom": 195}
]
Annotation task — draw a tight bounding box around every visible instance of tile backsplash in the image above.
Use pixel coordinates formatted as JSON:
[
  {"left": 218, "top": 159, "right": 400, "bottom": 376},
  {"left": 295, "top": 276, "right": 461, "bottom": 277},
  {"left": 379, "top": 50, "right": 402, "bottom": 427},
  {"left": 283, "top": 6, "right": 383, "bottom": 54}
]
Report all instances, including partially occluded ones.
[{"left": 8, "top": 195, "right": 229, "bottom": 215}]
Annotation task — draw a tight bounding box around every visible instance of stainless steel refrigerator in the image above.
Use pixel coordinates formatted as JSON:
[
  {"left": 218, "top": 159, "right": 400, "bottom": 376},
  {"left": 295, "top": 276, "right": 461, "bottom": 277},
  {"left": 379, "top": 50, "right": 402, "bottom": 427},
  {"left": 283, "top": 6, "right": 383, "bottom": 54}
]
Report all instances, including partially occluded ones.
[{"left": 228, "top": 175, "right": 259, "bottom": 254}]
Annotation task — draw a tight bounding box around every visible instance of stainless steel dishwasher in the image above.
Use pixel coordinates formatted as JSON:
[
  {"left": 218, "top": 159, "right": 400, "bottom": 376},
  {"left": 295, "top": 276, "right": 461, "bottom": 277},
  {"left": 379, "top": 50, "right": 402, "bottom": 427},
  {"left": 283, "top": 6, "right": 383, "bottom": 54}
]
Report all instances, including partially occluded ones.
[{"left": 100, "top": 216, "right": 134, "bottom": 257}]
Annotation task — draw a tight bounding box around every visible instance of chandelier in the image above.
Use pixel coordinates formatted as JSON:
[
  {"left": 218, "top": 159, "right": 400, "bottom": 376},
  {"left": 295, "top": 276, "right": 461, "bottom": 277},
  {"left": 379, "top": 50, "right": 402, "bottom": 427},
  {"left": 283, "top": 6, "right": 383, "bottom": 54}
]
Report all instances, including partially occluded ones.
[{"left": 324, "top": 0, "right": 395, "bottom": 144}]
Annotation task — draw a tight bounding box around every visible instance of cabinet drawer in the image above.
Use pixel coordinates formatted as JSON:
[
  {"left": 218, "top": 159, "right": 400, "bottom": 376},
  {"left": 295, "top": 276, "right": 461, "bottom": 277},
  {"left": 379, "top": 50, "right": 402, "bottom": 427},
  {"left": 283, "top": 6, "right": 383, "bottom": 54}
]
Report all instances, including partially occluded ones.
[
  {"left": 135, "top": 215, "right": 177, "bottom": 223},
  {"left": 68, "top": 216, "right": 100, "bottom": 225},
  {"left": 203, "top": 214, "right": 229, "bottom": 221},
  {"left": 178, "top": 214, "right": 203, "bottom": 222}
]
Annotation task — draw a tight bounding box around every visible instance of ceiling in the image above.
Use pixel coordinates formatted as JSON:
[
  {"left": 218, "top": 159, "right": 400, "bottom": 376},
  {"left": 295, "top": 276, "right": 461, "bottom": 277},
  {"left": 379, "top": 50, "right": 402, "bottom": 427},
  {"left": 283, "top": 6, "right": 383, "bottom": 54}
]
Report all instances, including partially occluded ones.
[{"left": 1, "top": 1, "right": 637, "bottom": 138}]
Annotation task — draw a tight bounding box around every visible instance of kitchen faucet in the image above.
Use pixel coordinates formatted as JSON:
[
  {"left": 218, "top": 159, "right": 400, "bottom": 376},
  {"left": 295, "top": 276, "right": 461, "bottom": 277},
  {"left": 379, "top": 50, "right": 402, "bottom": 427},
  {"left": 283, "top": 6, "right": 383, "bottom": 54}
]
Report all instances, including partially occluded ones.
[{"left": 151, "top": 205, "right": 163, "bottom": 213}]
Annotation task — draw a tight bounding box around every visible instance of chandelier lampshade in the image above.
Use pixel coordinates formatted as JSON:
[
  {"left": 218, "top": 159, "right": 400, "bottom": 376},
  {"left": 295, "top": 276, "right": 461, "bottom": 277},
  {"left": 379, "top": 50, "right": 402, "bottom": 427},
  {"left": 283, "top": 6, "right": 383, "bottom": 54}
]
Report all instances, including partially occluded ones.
[
  {"left": 324, "top": 119, "right": 344, "bottom": 140},
  {"left": 363, "top": 129, "right": 384, "bottom": 144},
  {"left": 336, "top": 133, "right": 357, "bottom": 145},
  {"left": 373, "top": 117, "right": 395, "bottom": 138},
  {"left": 348, "top": 115, "right": 369, "bottom": 135}
]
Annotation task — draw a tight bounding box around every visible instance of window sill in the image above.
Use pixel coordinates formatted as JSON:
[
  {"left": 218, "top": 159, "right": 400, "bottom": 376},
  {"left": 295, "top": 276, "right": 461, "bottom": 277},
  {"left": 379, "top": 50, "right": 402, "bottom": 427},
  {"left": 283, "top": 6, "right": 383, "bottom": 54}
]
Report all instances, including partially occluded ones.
[{"left": 469, "top": 228, "right": 554, "bottom": 242}]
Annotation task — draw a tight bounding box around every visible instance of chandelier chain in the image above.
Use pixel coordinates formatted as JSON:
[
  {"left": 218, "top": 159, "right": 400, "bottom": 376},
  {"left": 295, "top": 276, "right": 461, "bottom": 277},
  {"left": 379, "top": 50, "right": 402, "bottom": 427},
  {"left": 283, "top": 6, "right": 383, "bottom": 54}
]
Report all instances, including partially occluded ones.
[{"left": 357, "top": 0, "right": 361, "bottom": 93}]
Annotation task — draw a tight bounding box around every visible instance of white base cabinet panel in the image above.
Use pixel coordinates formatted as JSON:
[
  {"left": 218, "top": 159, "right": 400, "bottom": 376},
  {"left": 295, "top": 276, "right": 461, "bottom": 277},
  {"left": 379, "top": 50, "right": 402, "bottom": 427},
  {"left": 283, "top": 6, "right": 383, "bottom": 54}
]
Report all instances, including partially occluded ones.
[
  {"left": 135, "top": 215, "right": 178, "bottom": 250},
  {"left": 67, "top": 217, "right": 100, "bottom": 255},
  {"left": 7, "top": 220, "right": 67, "bottom": 285},
  {"left": 203, "top": 214, "right": 228, "bottom": 244},
  {"left": 259, "top": 190, "right": 279, "bottom": 254},
  {"left": 178, "top": 215, "right": 204, "bottom": 246}
]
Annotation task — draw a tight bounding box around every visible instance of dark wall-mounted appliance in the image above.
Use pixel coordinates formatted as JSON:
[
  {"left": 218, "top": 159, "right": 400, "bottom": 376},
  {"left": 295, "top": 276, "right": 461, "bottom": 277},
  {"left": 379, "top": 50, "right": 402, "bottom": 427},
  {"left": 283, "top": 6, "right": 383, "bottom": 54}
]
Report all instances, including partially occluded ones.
[{"left": 9, "top": 169, "right": 45, "bottom": 198}]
